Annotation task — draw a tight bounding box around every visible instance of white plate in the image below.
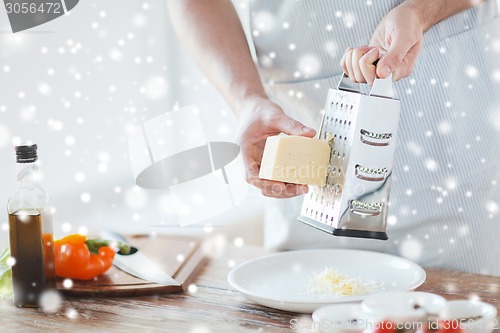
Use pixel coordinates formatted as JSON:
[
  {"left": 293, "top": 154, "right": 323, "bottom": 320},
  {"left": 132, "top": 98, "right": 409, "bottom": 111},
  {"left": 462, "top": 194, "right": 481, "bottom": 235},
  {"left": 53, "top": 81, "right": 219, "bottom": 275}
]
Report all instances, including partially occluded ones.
[{"left": 228, "top": 249, "right": 426, "bottom": 313}]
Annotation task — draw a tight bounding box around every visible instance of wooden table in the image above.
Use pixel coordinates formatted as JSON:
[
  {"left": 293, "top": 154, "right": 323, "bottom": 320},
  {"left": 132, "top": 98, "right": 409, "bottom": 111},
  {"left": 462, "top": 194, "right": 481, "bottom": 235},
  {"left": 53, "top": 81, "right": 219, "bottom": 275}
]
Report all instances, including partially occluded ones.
[{"left": 1, "top": 245, "right": 499, "bottom": 333}]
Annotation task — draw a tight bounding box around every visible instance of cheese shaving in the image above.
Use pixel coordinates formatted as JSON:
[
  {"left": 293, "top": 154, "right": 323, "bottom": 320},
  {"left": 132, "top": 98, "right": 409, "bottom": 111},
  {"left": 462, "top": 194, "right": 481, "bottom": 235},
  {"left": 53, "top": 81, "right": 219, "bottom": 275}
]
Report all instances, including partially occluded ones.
[{"left": 304, "top": 267, "right": 383, "bottom": 298}]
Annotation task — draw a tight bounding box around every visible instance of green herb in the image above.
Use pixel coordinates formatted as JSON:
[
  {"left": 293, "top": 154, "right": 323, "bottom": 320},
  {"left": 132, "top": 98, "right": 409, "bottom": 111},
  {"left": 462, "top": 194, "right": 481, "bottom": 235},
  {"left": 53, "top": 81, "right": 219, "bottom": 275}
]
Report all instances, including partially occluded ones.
[
  {"left": 0, "top": 248, "right": 13, "bottom": 299},
  {"left": 85, "top": 239, "right": 131, "bottom": 255}
]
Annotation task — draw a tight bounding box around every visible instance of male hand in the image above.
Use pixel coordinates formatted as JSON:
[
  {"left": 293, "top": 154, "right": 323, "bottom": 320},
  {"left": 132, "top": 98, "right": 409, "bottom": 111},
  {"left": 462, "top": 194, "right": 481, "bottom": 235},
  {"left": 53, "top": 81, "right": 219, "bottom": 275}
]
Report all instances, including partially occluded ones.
[
  {"left": 237, "top": 97, "right": 316, "bottom": 198},
  {"left": 340, "top": 4, "right": 424, "bottom": 85}
]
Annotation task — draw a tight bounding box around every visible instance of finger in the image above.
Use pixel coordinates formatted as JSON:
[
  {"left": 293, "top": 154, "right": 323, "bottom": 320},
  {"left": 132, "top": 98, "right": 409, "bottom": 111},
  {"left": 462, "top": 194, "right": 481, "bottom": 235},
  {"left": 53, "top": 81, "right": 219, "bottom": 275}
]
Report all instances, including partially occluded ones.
[
  {"left": 351, "top": 46, "right": 374, "bottom": 83},
  {"left": 340, "top": 50, "right": 349, "bottom": 76},
  {"left": 376, "top": 31, "right": 417, "bottom": 79},
  {"left": 391, "top": 41, "right": 421, "bottom": 81},
  {"left": 262, "top": 183, "right": 309, "bottom": 198},
  {"left": 274, "top": 113, "right": 316, "bottom": 137},
  {"left": 360, "top": 47, "right": 380, "bottom": 85},
  {"left": 344, "top": 48, "right": 355, "bottom": 81}
]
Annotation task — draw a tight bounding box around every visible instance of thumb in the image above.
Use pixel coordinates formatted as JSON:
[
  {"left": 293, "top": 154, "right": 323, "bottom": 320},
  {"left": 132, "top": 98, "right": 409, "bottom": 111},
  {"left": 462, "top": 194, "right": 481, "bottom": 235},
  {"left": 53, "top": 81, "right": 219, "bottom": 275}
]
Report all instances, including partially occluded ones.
[
  {"left": 376, "top": 32, "right": 414, "bottom": 79},
  {"left": 275, "top": 113, "right": 316, "bottom": 137}
]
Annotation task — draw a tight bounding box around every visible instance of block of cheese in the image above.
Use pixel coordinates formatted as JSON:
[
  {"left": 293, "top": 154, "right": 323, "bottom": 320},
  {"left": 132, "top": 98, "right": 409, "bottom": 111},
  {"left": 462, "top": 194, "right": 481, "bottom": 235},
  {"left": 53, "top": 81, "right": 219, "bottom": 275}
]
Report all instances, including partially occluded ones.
[{"left": 259, "top": 135, "right": 331, "bottom": 187}]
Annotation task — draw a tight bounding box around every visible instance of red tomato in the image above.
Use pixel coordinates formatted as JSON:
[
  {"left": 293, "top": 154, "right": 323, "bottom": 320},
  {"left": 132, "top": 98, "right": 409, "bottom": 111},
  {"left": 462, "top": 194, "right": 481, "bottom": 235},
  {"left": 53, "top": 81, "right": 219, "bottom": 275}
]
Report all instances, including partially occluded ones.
[
  {"left": 438, "top": 320, "right": 463, "bottom": 333},
  {"left": 374, "top": 321, "right": 398, "bottom": 333}
]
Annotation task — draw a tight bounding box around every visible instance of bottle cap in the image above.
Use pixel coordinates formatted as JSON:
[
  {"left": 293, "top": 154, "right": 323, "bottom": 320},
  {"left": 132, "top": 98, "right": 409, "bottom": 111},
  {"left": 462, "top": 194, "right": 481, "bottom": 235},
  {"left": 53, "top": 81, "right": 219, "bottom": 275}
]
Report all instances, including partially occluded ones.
[{"left": 15, "top": 144, "right": 38, "bottom": 163}]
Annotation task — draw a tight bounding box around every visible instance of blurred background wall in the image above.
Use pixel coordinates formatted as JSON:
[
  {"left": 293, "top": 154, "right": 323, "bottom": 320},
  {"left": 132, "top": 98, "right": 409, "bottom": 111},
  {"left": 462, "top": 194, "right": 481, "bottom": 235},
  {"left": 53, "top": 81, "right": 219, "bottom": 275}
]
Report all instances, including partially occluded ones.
[{"left": 0, "top": 0, "right": 264, "bottom": 247}]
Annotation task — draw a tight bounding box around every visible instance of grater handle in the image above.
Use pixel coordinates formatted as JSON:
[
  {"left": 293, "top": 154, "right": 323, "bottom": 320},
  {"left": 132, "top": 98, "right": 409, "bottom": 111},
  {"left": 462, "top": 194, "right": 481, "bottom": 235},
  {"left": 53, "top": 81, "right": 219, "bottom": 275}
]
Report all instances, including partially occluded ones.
[
  {"left": 337, "top": 73, "right": 394, "bottom": 99},
  {"left": 337, "top": 74, "right": 360, "bottom": 93},
  {"left": 369, "top": 73, "right": 394, "bottom": 99}
]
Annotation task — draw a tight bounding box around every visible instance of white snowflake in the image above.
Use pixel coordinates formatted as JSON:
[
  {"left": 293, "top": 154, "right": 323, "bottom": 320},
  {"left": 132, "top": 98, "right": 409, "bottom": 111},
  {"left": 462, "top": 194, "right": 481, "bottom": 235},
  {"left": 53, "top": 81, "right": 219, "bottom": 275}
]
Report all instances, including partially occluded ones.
[
  {"left": 259, "top": 55, "right": 273, "bottom": 68},
  {"left": 75, "top": 172, "right": 85, "bottom": 182},
  {"left": 61, "top": 222, "right": 72, "bottom": 233},
  {"left": 20, "top": 105, "right": 36, "bottom": 121},
  {"left": 297, "top": 54, "right": 321, "bottom": 76},
  {"left": 492, "top": 38, "right": 500, "bottom": 53},
  {"left": 65, "top": 308, "right": 78, "bottom": 319},
  {"left": 465, "top": 65, "right": 479, "bottom": 79},
  {"left": 438, "top": 120, "right": 451, "bottom": 135},
  {"left": 80, "top": 192, "right": 91, "bottom": 203},
  {"left": 132, "top": 14, "right": 147, "bottom": 28},
  {"left": 47, "top": 119, "right": 64, "bottom": 131},
  {"left": 78, "top": 226, "right": 88, "bottom": 235},
  {"left": 399, "top": 238, "right": 423, "bottom": 261},
  {"left": 39, "top": 290, "right": 62, "bottom": 314},
  {"left": 252, "top": 11, "right": 275, "bottom": 33},
  {"left": 324, "top": 40, "right": 338, "bottom": 55},
  {"left": 188, "top": 284, "right": 198, "bottom": 293},
  {"left": 493, "top": 69, "right": 500, "bottom": 82},
  {"left": 445, "top": 177, "right": 458, "bottom": 190},
  {"left": 11, "top": 136, "right": 22, "bottom": 146},
  {"left": 459, "top": 225, "right": 469, "bottom": 236},
  {"left": 63, "top": 279, "right": 73, "bottom": 289},
  {"left": 486, "top": 201, "right": 499, "bottom": 215},
  {"left": 141, "top": 75, "right": 168, "bottom": 100},
  {"left": 233, "top": 237, "right": 244, "bottom": 247},
  {"left": 125, "top": 186, "right": 148, "bottom": 209},
  {"left": 406, "top": 141, "right": 423, "bottom": 156},
  {"left": 6, "top": 257, "right": 15, "bottom": 267},
  {"left": 343, "top": 12, "right": 355, "bottom": 28},
  {"left": 490, "top": 107, "right": 500, "bottom": 130},
  {"left": 97, "top": 163, "right": 108, "bottom": 173},
  {"left": 425, "top": 159, "right": 438, "bottom": 172},
  {"left": 108, "top": 48, "right": 123, "bottom": 62},
  {"left": 65, "top": 136, "right": 75, "bottom": 146},
  {"left": 0, "top": 124, "right": 10, "bottom": 147}
]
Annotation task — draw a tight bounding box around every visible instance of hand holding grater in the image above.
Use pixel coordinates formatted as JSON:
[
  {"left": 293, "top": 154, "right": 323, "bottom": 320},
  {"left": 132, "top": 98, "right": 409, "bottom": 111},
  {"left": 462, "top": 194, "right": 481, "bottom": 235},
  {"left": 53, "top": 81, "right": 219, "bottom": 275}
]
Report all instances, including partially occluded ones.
[{"left": 298, "top": 74, "right": 400, "bottom": 240}]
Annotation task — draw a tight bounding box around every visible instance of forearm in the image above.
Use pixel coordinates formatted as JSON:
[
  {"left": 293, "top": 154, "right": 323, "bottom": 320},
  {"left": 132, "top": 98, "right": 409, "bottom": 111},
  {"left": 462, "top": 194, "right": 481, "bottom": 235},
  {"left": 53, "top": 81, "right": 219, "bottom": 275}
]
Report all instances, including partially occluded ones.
[
  {"left": 401, "top": 0, "right": 488, "bottom": 31},
  {"left": 168, "top": 0, "right": 266, "bottom": 115}
]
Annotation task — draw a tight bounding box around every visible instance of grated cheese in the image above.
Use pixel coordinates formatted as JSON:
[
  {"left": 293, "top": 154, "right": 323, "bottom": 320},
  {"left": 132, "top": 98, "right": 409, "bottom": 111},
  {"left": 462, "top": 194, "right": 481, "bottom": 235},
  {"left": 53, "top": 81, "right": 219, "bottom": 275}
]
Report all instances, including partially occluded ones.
[{"left": 304, "top": 267, "right": 383, "bottom": 298}]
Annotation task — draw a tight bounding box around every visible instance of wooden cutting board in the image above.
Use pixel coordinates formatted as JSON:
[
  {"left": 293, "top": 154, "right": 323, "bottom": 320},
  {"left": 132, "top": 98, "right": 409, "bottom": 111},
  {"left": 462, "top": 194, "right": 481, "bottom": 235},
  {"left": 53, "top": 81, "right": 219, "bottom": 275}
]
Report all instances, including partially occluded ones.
[{"left": 56, "top": 234, "right": 207, "bottom": 297}]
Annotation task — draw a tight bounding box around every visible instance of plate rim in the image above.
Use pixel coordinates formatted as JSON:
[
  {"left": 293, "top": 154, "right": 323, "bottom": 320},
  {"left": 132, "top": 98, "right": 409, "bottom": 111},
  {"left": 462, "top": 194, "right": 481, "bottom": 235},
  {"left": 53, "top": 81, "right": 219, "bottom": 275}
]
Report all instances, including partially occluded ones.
[{"left": 227, "top": 248, "right": 427, "bottom": 305}]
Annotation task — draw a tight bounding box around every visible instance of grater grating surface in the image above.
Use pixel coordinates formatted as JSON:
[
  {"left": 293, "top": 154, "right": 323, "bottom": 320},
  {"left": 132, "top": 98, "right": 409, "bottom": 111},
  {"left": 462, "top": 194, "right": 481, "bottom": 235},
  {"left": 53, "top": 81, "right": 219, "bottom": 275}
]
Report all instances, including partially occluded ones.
[{"left": 298, "top": 75, "right": 401, "bottom": 240}]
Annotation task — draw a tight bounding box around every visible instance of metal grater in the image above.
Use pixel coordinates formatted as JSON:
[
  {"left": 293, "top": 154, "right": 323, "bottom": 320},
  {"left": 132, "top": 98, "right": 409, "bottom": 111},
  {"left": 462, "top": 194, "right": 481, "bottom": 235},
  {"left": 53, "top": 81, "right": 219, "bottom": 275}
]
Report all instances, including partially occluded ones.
[{"left": 298, "top": 74, "right": 400, "bottom": 240}]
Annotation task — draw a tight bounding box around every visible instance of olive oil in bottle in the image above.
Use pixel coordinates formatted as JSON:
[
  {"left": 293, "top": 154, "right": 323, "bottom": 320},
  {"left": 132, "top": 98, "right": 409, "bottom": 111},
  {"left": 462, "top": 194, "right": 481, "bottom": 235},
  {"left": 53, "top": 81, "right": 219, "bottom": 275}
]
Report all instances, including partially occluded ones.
[{"left": 7, "top": 144, "right": 56, "bottom": 307}]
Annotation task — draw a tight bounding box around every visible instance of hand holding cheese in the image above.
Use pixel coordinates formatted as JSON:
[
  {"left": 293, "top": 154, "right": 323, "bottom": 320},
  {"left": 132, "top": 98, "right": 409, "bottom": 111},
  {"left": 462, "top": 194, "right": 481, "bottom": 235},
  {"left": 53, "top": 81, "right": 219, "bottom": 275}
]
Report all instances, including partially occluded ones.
[{"left": 259, "top": 135, "right": 331, "bottom": 187}]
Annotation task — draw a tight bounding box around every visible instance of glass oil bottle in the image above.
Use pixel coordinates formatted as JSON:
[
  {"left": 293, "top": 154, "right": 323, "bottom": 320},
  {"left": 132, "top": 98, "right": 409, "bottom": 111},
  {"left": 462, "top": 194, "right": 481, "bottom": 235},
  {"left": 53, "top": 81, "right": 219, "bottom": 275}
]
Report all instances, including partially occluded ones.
[{"left": 7, "top": 144, "right": 56, "bottom": 307}]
